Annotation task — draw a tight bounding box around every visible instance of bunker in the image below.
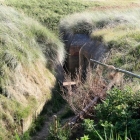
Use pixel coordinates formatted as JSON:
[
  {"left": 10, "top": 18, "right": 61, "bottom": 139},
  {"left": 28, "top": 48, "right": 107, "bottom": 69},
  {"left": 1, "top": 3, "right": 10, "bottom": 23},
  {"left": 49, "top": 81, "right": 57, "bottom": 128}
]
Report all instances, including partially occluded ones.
[{"left": 68, "top": 34, "right": 90, "bottom": 76}]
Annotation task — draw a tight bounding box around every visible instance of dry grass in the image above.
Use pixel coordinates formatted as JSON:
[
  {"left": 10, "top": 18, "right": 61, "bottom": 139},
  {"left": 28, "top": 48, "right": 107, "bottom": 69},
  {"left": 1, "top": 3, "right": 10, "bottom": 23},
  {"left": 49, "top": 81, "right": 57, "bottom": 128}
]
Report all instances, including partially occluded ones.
[
  {"left": 0, "top": 5, "right": 65, "bottom": 139},
  {"left": 61, "top": 64, "right": 125, "bottom": 116}
]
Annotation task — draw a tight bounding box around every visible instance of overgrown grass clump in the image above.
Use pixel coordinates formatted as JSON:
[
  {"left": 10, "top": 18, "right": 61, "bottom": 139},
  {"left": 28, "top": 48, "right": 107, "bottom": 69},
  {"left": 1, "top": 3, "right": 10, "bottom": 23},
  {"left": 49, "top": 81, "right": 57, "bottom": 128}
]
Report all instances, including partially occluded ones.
[
  {"left": 0, "top": 5, "right": 65, "bottom": 140},
  {"left": 0, "top": 5, "right": 65, "bottom": 69}
]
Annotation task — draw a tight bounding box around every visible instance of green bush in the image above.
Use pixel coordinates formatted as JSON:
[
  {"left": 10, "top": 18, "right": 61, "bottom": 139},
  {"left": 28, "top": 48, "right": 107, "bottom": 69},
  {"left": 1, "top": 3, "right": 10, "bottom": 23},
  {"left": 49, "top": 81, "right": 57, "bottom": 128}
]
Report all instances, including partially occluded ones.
[{"left": 81, "top": 88, "right": 140, "bottom": 140}]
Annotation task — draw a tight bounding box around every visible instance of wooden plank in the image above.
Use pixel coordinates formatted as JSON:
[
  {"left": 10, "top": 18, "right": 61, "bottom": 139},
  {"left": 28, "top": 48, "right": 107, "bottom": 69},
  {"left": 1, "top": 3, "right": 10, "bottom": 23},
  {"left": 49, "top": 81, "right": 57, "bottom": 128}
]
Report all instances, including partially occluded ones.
[{"left": 63, "top": 81, "right": 76, "bottom": 86}]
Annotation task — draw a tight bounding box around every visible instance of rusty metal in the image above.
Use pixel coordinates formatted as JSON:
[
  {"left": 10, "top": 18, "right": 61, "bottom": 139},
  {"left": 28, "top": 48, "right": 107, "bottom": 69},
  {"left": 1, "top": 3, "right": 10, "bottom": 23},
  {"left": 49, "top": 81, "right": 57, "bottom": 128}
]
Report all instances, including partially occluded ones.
[{"left": 90, "top": 59, "right": 140, "bottom": 79}]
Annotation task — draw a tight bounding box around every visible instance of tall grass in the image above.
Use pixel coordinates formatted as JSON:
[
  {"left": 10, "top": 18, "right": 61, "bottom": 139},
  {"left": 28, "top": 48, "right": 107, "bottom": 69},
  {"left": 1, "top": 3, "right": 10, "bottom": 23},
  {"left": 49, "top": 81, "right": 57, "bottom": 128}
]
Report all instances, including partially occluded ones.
[
  {"left": 0, "top": 5, "right": 65, "bottom": 140},
  {"left": 0, "top": 5, "right": 65, "bottom": 66}
]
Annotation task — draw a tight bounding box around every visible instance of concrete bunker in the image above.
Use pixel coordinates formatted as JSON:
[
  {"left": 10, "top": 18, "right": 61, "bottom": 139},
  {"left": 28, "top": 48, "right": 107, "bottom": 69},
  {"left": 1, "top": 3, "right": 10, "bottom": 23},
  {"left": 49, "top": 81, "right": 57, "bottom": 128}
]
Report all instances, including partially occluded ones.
[
  {"left": 61, "top": 32, "right": 108, "bottom": 78},
  {"left": 67, "top": 34, "right": 90, "bottom": 76}
]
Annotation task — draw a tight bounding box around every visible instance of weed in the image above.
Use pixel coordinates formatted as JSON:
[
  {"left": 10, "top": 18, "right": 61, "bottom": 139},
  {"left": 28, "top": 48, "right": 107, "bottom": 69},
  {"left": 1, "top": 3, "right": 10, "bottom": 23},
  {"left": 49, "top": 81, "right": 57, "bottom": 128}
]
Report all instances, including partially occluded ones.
[
  {"left": 47, "top": 116, "right": 71, "bottom": 140},
  {"left": 93, "top": 88, "right": 140, "bottom": 139},
  {"left": 82, "top": 119, "right": 132, "bottom": 140}
]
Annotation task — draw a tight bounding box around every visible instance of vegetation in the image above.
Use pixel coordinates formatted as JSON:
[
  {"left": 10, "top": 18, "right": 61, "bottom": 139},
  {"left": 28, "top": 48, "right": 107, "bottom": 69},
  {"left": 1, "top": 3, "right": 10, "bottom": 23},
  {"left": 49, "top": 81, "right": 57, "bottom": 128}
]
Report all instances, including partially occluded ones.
[
  {"left": 60, "top": 8, "right": 140, "bottom": 75},
  {"left": 4, "top": 0, "right": 139, "bottom": 34},
  {"left": 48, "top": 117, "right": 70, "bottom": 140},
  {"left": 3, "top": 0, "right": 94, "bottom": 34},
  {"left": 0, "top": 0, "right": 93, "bottom": 139},
  {"left": 0, "top": 5, "right": 65, "bottom": 140},
  {"left": 0, "top": 0, "right": 140, "bottom": 139},
  {"left": 49, "top": 70, "right": 140, "bottom": 139},
  {"left": 82, "top": 88, "right": 140, "bottom": 140}
]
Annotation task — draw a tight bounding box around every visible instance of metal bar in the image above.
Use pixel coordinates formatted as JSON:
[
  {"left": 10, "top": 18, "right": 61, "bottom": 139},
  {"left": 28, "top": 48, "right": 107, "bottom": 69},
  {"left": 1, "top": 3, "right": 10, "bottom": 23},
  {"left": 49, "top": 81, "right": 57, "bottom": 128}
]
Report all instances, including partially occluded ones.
[{"left": 90, "top": 59, "right": 140, "bottom": 79}]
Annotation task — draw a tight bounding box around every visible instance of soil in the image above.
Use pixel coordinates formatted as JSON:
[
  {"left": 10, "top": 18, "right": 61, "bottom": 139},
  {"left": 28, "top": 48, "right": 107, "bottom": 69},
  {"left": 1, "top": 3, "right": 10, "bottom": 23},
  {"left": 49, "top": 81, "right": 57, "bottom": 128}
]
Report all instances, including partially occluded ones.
[
  {"left": 31, "top": 106, "right": 67, "bottom": 140},
  {"left": 87, "top": 2, "right": 140, "bottom": 11}
]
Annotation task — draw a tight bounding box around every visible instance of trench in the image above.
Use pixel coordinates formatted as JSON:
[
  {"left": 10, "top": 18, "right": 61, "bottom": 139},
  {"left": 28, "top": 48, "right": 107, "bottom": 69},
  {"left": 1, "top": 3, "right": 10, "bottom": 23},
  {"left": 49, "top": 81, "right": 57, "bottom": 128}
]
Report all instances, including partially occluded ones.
[
  {"left": 29, "top": 33, "right": 107, "bottom": 140},
  {"left": 31, "top": 104, "right": 67, "bottom": 140},
  {"left": 30, "top": 86, "right": 75, "bottom": 140}
]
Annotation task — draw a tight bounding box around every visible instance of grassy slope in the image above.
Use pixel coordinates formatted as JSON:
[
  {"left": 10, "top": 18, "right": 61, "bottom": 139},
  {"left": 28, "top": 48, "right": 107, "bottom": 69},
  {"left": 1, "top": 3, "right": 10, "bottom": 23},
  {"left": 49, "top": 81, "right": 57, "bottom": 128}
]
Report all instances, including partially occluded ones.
[
  {"left": 4, "top": 0, "right": 94, "bottom": 34},
  {"left": 0, "top": 0, "right": 97, "bottom": 139},
  {"left": 57, "top": 0, "right": 140, "bottom": 75},
  {"left": 0, "top": 5, "right": 66, "bottom": 139}
]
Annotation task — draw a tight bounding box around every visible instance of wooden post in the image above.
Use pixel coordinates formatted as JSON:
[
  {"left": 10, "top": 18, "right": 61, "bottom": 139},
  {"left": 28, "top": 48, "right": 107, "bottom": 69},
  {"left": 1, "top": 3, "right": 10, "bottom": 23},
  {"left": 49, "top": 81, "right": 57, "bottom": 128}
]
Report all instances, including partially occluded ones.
[
  {"left": 90, "top": 59, "right": 140, "bottom": 79},
  {"left": 53, "top": 115, "right": 58, "bottom": 134}
]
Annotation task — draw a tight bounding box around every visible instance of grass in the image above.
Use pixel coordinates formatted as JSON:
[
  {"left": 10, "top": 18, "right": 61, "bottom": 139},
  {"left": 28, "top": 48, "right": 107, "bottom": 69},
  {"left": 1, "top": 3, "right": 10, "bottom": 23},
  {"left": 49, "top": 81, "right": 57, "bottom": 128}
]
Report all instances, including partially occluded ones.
[
  {"left": 1, "top": 0, "right": 140, "bottom": 34},
  {"left": 0, "top": 0, "right": 94, "bottom": 139},
  {"left": 0, "top": 94, "right": 31, "bottom": 139},
  {"left": 0, "top": 5, "right": 65, "bottom": 140},
  {"left": 4, "top": 0, "right": 138, "bottom": 34},
  {"left": 1, "top": 0, "right": 140, "bottom": 139},
  {"left": 60, "top": 8, "right": 140, "bottom": 75},
  {"left": 3, "top": 0, "right": 95, "bottom": 34}
]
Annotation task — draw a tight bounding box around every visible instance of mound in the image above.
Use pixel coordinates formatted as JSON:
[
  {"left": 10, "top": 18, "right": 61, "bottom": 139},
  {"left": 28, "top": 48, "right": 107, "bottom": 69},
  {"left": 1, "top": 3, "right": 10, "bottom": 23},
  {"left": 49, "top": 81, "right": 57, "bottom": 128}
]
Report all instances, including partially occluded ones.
[
  {"left": 60, "top": 9, "right": 140, "bottom": 73},
  {"left": 0, "top": 6, "right": 65, "bottom": 139}
]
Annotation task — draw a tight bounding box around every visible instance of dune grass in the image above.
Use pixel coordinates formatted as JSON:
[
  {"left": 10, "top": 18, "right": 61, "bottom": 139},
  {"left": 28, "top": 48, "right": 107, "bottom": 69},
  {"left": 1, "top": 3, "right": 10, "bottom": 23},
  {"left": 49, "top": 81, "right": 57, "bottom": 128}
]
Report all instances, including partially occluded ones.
[{"left": 0, "top": 5, "right": 66, "bottom": 140}]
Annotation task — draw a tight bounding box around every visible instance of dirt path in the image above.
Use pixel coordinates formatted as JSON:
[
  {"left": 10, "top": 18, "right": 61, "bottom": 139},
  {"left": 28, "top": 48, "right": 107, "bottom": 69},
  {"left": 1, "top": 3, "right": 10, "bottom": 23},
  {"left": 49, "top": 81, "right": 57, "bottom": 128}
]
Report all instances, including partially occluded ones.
[
  {"left": 87, "top": 2, "right": 140, "bottom": 11},
  {"left": 31, "top": 106, "right": 67, "bottom": 140}
]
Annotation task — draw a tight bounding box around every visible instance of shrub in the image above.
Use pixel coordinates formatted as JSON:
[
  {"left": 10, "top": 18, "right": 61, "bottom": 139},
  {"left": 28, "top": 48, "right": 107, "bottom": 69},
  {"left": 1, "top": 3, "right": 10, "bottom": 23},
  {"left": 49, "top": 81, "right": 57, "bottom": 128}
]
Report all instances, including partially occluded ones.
[{"left": 81, "top": 88, "right": 140, "bottom": 139}]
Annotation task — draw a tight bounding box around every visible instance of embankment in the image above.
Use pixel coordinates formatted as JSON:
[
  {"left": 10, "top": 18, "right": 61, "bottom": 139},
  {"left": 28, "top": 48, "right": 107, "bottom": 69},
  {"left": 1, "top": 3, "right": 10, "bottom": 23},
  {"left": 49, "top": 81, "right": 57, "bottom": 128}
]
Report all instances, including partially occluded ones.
[{"left": 0, "top": 6, "right": 65, "bottom": 140}]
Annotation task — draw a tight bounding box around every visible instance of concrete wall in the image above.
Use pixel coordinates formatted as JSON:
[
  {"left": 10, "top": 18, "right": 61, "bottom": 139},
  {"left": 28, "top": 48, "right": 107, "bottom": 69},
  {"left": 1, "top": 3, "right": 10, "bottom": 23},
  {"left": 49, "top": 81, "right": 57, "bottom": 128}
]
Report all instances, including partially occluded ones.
[
  {"left": 62, "top": 33, "right": 108, "bottom": 78},
  {"left": 65, "top": 34, "right": 90, "bottom": 76}
]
